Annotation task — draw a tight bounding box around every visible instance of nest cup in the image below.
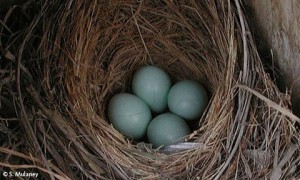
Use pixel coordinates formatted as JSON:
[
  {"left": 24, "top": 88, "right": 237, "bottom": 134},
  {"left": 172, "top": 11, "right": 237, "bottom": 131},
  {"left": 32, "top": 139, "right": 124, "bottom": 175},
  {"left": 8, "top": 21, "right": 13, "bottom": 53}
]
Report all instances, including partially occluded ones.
[{"left": 5, "top": 0, "right": 300, "bottom": 179}]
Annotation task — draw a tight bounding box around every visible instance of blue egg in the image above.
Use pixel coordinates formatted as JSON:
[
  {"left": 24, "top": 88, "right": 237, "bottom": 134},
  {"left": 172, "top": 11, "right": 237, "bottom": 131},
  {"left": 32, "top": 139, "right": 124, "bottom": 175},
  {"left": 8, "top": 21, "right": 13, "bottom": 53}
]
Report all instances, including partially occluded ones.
[
  {"left": 132, "top": 65, "right": 171, "bottom": 113},
  {"left": 147, "top": 113, "right": 191, "bottom": 148},
  {"left": 168, "top": 80, "right": 208, "bottom": 121},
  {"left": 108, "top": 93, "right": 152, "bottom": 140}
]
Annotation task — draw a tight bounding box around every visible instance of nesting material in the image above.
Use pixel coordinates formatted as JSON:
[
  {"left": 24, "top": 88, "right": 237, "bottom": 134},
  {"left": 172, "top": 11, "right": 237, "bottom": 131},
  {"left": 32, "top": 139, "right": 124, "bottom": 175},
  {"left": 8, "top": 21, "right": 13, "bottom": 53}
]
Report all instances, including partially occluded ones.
[{"left": 1, "top": 0, "right": 300, "bottom": 179}]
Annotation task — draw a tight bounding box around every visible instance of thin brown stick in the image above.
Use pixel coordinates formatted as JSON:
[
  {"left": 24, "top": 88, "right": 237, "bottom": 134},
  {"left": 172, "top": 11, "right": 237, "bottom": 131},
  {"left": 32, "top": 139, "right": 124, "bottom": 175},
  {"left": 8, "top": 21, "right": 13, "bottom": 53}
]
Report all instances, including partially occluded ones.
[{"left": 237, "top": 84, "right": 300, "bottom": 123}]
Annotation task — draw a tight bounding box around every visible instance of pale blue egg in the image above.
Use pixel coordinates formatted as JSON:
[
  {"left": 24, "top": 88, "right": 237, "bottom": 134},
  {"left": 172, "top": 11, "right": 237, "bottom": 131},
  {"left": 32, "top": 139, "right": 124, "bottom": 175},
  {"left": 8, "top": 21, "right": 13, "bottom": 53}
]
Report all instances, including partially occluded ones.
[
  {"left": 168, "top": 80, "right": 208, "bottom": 121},
  {"left": 108, "top": 93, "right": 152, "bottom": 140},
  {"left": 147, "top": 113, "right": 190, "bottom": 148},
  {"left": 132, "top": 65, "right": 171, "bottom": 113}
]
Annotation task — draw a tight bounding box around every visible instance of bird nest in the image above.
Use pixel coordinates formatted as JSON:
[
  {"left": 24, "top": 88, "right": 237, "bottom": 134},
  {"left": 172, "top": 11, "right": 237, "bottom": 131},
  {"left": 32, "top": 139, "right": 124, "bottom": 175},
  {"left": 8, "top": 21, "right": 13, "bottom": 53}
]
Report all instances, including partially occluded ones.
[{"left": 1, "top": 0, "right": 300, "bottom": 179}]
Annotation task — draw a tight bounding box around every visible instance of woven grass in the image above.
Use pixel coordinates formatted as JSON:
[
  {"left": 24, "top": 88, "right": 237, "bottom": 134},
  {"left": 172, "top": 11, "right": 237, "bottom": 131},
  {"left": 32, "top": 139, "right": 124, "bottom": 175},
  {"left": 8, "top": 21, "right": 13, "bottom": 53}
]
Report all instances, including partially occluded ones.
[{"left": 1, "top": 0, "right": 300, "bottom": 179}]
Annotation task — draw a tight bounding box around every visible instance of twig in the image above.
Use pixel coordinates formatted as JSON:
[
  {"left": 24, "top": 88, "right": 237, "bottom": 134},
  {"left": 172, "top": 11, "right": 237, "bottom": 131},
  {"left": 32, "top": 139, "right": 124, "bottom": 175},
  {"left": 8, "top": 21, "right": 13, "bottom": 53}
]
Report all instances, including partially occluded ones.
[{"left": 237, "top": 84, "right": 300, "bottom": 123}]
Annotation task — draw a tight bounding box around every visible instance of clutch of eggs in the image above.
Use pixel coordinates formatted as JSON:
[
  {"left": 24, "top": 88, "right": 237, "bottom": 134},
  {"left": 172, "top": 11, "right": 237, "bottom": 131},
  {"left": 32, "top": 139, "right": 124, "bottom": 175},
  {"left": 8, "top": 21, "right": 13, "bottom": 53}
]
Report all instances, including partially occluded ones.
[{"left": 108, "top": 65, "right": 209, "bottom": 148}]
